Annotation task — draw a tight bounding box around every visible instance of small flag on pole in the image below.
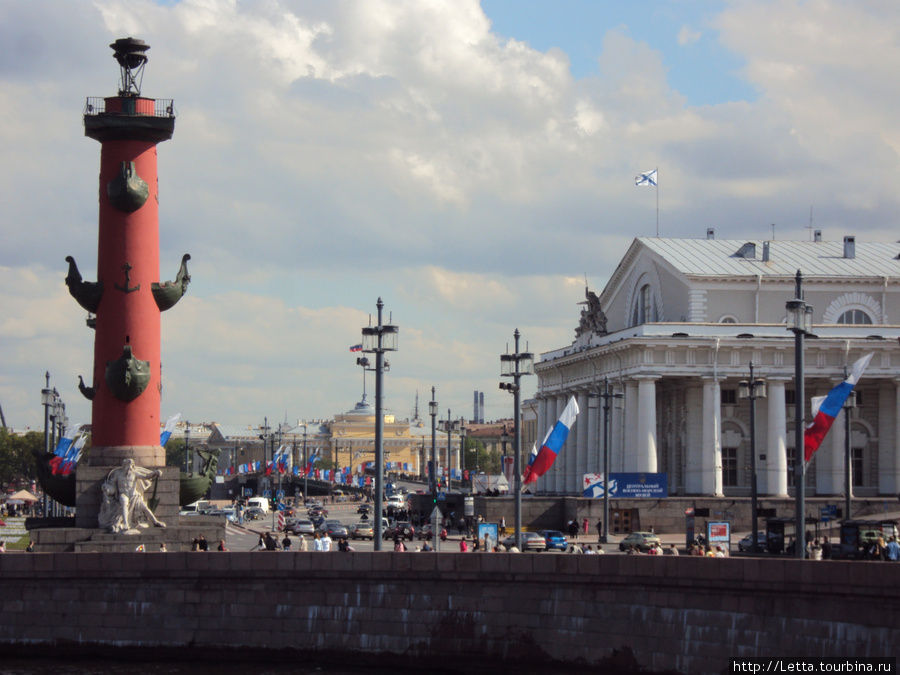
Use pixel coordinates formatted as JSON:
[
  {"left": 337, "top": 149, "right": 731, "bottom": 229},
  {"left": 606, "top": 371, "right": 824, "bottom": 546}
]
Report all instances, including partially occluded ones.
[
  {"left": 635, "top": 169, "right": 657, "bottom": 187},
  {"left": 350, "top": 344, "right": 363, "bottom": 352}
]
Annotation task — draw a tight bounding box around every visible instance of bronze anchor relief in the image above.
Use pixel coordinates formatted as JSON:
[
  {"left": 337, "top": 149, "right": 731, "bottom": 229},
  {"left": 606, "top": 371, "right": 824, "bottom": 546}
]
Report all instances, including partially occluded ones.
[
  {"left": 115, "top": 262, "right": 141, "bottom": 294},
  {"left": 105, "top": 345, "right": 151, "bottom": 402}
]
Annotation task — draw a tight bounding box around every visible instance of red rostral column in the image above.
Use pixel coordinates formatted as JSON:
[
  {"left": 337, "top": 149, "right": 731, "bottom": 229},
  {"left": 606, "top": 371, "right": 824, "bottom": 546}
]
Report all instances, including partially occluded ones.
[{"left": 68, "top": 38, "right": 189, "bottom": 469}]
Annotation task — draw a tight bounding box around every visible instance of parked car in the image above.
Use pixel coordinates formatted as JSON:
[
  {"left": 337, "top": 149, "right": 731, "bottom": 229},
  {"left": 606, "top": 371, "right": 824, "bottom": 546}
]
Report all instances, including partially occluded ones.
[
  {"left": 416, "top": 523, "right": 447, "bottom": 541},
  {"left": 618, "top": 532, "right": 661, "bottom": 552},
  {"left": 501, "top": 532, "right": 547, "bottom": 552},
  {"left": 284, "top": 518, "right": 315, "bottom": 536},
  {"left": 309, "top": 514, "right": 326, "bottom": 529},
  {"left": 386, "top": 521, "right": 415, "bottom": 541},
  {"left": 243, "top": 507, "right": 266, "bottom": 521},
  {"left": 538, "top": 530, "right": 568, "bottom": 551},
  {"left": 318, "top": 519, "right": 349, "bottom": 538},
  {"left": 738, "top": 532, "right": 767, "bottom": 552},
  {"left": 348, "top": 522, "right": 374, "bottom": 540}
]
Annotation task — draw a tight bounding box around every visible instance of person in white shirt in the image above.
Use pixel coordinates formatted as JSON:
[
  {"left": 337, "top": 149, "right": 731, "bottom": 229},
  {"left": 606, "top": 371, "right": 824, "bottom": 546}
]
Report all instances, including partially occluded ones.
[
  {"left": 314, "top": 532, "right": 325, "bottom": 551},
  {"left": 322, "top": 533, "right": 333, "bottom": 551}
]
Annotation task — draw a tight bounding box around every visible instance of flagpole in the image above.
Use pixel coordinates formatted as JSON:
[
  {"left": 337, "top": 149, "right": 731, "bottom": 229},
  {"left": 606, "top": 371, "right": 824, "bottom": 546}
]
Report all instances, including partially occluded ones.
[{"left": 656, "top": 166, "right": 659, "bottom": 237}]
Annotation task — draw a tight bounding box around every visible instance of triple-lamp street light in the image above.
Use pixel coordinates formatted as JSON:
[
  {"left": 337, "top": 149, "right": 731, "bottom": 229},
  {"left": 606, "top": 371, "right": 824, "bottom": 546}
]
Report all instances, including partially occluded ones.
[
  {"left": 429, "top": 387, "right": 440, "bottom": 551},
  {"left": 360, "top": 298, "right": 398, "bottom": 552},
  {"left": 589, "top": 377, "right": 622, "bottom": 544},
  {"left": 786, "top": 270, "right": 813, "bottom": 560},
  {"left": 438, "top": 411, "right": 464, "bottom": 492},
  {"left": 739, "top": 362, "right": 766, "bottom": 554},
  {"left": 41, "top": 373, "right": 67, "bottom": 517},
  {"left": 499, "top": 329, "right": 534, "bottom": 551}
]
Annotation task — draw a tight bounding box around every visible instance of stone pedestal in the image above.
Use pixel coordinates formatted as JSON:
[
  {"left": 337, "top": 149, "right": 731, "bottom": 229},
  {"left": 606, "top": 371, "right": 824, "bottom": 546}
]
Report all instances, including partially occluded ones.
[
  {"left": 76, "top": 465, "right": 180, "bottom": 529},
  {"left": 28, "top": 516, "right": 226, "bottom": 553}
]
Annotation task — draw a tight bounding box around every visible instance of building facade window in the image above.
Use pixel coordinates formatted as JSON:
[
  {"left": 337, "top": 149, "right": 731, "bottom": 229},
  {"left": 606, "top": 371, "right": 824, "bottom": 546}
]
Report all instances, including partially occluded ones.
[
  {"left": 787, "top": 448, "right": 795, "bottom": 487},
  {"left": 721, "top": 389, "right": 737, "bottom": 405},
  {"left": 632, "top": 284, "right": 654, "bottom": 326},
  {"left": 722, "top": 447, "right": 738, "bottom": 487},
  {"left": 837, "top": 309, "right": 873, "bottom": 325},
  {"left": 852, "top": 447, "right": 864, "bottom": 487}
]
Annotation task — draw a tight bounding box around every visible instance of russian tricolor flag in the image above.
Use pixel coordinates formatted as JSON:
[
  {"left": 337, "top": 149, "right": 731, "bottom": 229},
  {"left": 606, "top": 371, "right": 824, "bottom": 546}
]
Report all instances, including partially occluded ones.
[
  {"left": 523, "top": 396, "right": 579, "bottom": 485},
  {"left": 804, "top": 353, "right": 873, "bottom": 462}
]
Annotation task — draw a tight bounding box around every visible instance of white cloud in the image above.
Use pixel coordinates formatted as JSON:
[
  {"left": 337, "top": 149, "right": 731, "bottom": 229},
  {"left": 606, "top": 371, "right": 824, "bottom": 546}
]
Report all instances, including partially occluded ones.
[
  {"left": 677, "top": 25, "right": 702, "bottom": 46},
  {"left": 2, "top": 0, "right": 900, "bottom": 431}
]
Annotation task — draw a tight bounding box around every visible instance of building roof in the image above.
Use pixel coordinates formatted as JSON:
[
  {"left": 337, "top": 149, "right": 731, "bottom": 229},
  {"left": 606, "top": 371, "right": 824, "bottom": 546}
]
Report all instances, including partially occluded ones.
[{"left": 637, "top": 237, "right": 900, "bottom": 279}]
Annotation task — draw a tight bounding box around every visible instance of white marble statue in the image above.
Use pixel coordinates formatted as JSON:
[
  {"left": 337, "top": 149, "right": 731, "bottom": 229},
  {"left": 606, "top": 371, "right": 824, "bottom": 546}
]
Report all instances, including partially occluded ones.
[{"left": 99, "top": 459, "right": 166, "bottom": 534}]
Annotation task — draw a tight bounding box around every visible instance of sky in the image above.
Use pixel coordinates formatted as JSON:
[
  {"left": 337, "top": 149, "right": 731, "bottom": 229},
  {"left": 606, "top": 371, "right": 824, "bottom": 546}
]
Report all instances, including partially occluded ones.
[{"left": 2, "top": 0, "right": 900, "bottom": 434}]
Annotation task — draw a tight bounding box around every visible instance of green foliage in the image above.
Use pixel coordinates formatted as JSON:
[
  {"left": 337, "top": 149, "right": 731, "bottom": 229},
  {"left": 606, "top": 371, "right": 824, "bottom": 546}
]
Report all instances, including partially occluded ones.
[
  {"left": 463, "top": 438, "right": 500, "bottom": 474},
  {"left": 0, "top": 428, "right": 41, "bottom": 490},
  {"left": 165, "top": 439, "right": 187, "bottom": 469}
]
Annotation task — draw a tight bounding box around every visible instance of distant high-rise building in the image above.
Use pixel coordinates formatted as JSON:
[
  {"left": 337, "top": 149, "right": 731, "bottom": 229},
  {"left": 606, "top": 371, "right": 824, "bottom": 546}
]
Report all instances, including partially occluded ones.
[{"left": 473, "top": 391, "right": 485, "bottom": 424}]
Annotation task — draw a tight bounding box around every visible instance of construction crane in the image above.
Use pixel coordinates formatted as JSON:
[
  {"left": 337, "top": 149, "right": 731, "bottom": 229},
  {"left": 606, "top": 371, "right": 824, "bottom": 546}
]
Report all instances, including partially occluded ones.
[{"left": 0, "top": 399, "right": 6, "bottom": 429}]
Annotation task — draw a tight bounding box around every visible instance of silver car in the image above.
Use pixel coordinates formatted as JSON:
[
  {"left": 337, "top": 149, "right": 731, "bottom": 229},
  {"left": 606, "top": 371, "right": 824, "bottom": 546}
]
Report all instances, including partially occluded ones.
[
  {"left": 501, "top": 532, "right": 547, "bottom": 552},
  {"left": 285, "top": 518, "right": 315, "bottom": 536}
]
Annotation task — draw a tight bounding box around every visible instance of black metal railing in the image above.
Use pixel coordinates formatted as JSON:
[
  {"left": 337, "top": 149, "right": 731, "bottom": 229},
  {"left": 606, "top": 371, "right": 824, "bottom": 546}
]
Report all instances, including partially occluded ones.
[{"left": 83, "top": 97, "right": 176, "bottom": 118}]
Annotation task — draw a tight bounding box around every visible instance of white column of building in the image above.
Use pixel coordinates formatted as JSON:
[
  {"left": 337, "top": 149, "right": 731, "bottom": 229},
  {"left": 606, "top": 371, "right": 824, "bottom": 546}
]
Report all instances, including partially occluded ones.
[
  {"left": 878, "top": 382, "right": 899, "bottom": 495},
  {"left": 636, "top": 377, "right": 658, "bottom": 473},
  {"left": 584, "top": 389, "right": 598, "bottom": 494},
  {"left": 612, "top": 383, "right": 625, "bottom": 474},
  {"left": 684, "top": 384, "right": 704, "bottom": 494},
  {"left": 623, "top": 381, "right": 639, "bottom": 472},
  {"left": 701, "top": 377, "right": 723, "bottom": 496},
  {"left": 765, "top": 380, "right": 788, "bottom": 497}
]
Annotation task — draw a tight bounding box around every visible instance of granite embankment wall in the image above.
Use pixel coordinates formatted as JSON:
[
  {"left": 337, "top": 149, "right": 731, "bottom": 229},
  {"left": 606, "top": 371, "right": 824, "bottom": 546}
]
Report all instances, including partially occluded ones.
[{"left": 0, "top": 552, "right": 896, "bottom": 674}]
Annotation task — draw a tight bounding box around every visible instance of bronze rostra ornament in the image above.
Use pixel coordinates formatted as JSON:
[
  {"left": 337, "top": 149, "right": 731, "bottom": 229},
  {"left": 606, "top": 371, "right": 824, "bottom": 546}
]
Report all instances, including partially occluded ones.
[
  {"left": 77, "top": 375, "right": 96, "bottom": 400},
  {"left": 65, "top": 256, "right": 104, "bottom": 313},
  {"left": 105, "top": 345, "right": 150, "bottom": 402},
  {"left": 151, "top": 254, "right": 191, "bottom": 311},
  {"left": 107, "top": 161, "right": 149, "bottom": 213}
]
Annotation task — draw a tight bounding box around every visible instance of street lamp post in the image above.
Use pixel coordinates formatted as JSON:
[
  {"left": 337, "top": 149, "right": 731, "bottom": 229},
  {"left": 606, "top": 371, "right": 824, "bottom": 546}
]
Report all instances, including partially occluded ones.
[
  {"left": 786, "top": 270, "right": 813, "bottom": 560},
  {"left": 843, "top": 370, "right": 857, "bottom": 521},
  {"left": 429, "top": 388, "right": 439, "bottom": 551},
  {"left": 300, "top": 422, "right": 309, "bottom": 502},
  {"left": 459, "top": 419, "right": 468, "bottom": 485},
  {"left": 590, "top": 377, "right": 622, "bottom": 544},
  {"left": 361, "top": 297, "right": 399, "bottom": 551},
  {"left": 439, "top": 410, "right": 461, "bottom": 493},
  {"left": 499, "top": 329, "right": 534, "bottom": 551},
  {"left": 739, "top": 362, "right": 767, "bottom": 554},
  {"left": 184, "top": 422, "right": 192, "bottom": 475}
]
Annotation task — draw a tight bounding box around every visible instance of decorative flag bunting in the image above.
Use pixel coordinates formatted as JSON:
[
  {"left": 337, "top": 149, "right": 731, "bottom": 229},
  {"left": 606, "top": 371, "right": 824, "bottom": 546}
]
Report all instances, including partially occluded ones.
[
  {"left": 523, "top": 397, "right": 580, "bottom": 485},
  {"left": 635, "top": 169, "right": 657, "bottom": 187},
  {"left": 50, "top": 424, "right": 86, "bottom": 475},
  {"left": 804, "top": 353, "right": 873, "bottom": 462},
  {"left": 159, "top": 413, "right": 182, "bottom": 446}
]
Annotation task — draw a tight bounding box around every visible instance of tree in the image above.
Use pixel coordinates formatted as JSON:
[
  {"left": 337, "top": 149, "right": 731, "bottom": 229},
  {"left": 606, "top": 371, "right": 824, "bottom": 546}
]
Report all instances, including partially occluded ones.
[
  {"left": 165, "top": 438, "right": 187, "bottom": 469},
  {"left": 463, "top": 438, "right": 499, "bottom": 474},
  {"left": 0, "top": 429, "right": 41, "bottom": 491}
]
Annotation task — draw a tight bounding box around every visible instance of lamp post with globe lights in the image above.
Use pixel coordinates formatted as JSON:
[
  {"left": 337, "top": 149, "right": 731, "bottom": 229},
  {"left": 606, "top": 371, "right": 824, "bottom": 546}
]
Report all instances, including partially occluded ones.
[
  {"left": 499, "top": 329, "right": 534, "bottom": 551},
  {"left": 360, "top": 298, "right": 398, "bottom": 551}
]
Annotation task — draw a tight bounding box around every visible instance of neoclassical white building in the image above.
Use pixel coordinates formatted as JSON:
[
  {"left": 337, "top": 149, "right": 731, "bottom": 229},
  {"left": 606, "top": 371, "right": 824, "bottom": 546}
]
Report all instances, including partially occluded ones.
[{"left": 534, "top": 234, "right": 900, "bottom": 499}]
